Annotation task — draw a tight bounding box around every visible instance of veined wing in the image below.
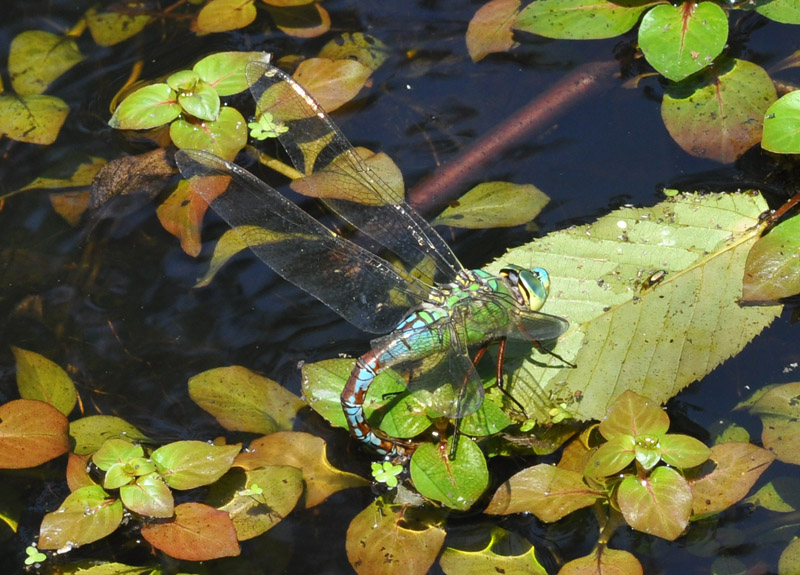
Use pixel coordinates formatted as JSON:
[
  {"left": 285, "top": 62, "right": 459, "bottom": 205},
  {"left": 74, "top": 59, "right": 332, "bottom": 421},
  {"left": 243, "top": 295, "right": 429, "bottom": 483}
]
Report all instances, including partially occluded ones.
[
  {"left": 176, "top": 149, "right": 435, "bottom": 334},
  {"left": 506, "top": 307, "right": 570, "bottom": 343},
  {"left": 245, "top": 61, "right": 463, "bottom": 283}
]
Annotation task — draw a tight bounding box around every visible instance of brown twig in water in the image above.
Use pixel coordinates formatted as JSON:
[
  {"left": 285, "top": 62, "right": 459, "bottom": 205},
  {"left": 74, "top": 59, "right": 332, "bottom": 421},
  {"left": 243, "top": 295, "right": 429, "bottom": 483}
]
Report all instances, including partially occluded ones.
[{"left": 409, "top": 60, "right": 618, "bottom": 217}]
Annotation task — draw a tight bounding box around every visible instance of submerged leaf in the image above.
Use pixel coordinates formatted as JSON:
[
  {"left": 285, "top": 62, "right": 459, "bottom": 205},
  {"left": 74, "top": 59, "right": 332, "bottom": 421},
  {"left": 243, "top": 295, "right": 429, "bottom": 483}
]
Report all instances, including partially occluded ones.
[
  {"left": 86, "top": 6, "right": 152, "bottom": 46},
  {"left": 487, "top": 191, "right": 781, "bottom": 425},
  {"left": 0, "top": 94, "right": 69, "bottom": 145},
  {"left": 318, "top": 33, "right": 389, "bottom": 71},
  {"left": 750, "top": 382, "right": 800, "bottom": 465},
  {"left": 9, "top": 30, "right": 84, "bottom": 96},
  {"left": 432, "top": 182, "right": 549, "bottom": 229}
]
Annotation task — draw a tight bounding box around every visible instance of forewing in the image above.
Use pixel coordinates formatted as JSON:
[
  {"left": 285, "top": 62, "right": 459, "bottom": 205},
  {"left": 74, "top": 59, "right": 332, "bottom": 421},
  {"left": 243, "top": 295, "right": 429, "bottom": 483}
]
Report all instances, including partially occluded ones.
[
  {"left": 505, "top": 309, "right": 570, "bottom": 343},
  {"left": 246, "top": 61, "right": 463, "bottom": 283},
  {"left": 176, "top": 149, "right": 433, "bottom": 334}
]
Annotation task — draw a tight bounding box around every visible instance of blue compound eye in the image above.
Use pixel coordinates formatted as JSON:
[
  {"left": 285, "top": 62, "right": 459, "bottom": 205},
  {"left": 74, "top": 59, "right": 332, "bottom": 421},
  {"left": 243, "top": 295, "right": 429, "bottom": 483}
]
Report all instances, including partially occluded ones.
[{"left": 499, "top": 265, "right": 551, "bottom": 311}]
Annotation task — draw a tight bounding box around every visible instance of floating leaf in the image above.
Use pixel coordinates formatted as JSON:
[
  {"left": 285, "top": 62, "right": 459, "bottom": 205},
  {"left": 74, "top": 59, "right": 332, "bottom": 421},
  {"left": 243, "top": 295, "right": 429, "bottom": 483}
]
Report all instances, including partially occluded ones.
[
  {"left": 69, "top": 415, "right": 149, "bottom": 455},
  {"left": 170, "top": 106, "right": 247, "bottom": 160},
  {"left": 0, "top": 399, "right": 69, "bottom": 469},
  {"left": 318, "top": 33, "right": 389, "bottom": 71},
  {"left": 108, "top": 83, "right": 180, "bottom": 130},
  {"left": 189, "top": 365, "right": 305, "bottom": 434},
  {"left": 690, "top": 442, "right": 774, "bottom": 515},
  {"left": 178, "top": 82, "right": 220, "bottom": 121},
  {"left": 267, "top": 3, "right": 331, "bottom": 38},
  {"left": 486, "top": 463, "right": 600, "bottom": 521},
  {"left": 432, "top": 182, "right": 548, "bottom": 228},
  {"left": 0, "top": 94, "right": 69, "bottom": 145},
  {"left": 194, "top": 51, "right": 271, "bottom": 96},
  {"left": 639, "top": 2, "right": 728, "bottom": 82},
  {"left": 466, "top": 0, "right": 520, "bottom": 62},
  {"left": 662, "top": 59, "right": 776, "bottom": 163},
  {"left": 38, "top": 485, "right": 123, "bottom": 549},
  {"left": 156, "top": 179, "right": 207, "bottom": 257},
  {"left": 514, "top": 0, "right": 651, "bottom": 40},
  {"left": 560, "top": 548, "right": 643, "bottom": 575},
  {"left": 745, "top": 476, "right": 800, "bottom": 513},
  {"left": 119, "top": 472, "right": 174, "bottom": 517},
  {"left": 86, "top": 6, "right": 152, "bottom": 46},
  {"left": 234, "top": 431, "right": 368, "bottom": 507},
  {"left": 750, "top": 383, "right": 800, "bottom": 465},
  {"left": 763, "top": 90, "right": 800, "bottom": 154},
  {"left": 487, "top": 192, "right": 782, "bottom": 425},
  {"left": 66, "top": 453, "right": 95, "bottom": 491},
  {"left": 756, "top": 0, "right": 800, "bottom": 25},
  {"left": 140, "top": 502, "right": 240, "bottom": 560},
  {"left": 598, "top": 389, "right": 669, "bottom": 440},
  {"left": 659, "top": 434, "right": 711, "bottom": 469},
  {"left": 440, "top": 526, "right": 547, "bottom": 574},
  {"left": 194, "top": 226, "right": 257, "bottom": 286},
  {"left": 346, "top": 499, "right": 445, "bottom": 575},
  {"left": 91, "top": 148, "right": 174, "bottom": 209},
  {"left": 18, "top": 156, "right": 106, "bottom": 192},
  {"left": 12, "top": 347, "right": 77, "bottom": 416},
  {"left": 92, "top": 438, "right": 143, "bottom": 472},
  {"left": 152, "top": 441, "right": 240, "bottom": 490},
  {"left": 9, "top": 30, "right": 84, "bottom": 96},
  {"left": 197, "top": 0, "right": 258, "bottom": 34},
  {"left": 780, "top": 538, "right": 800, "bottom": 575},
  {"left": 51, "top": 563, "right": 155, "bottom": 575},
  {"left": 409, "top": 438, "right": 489, "bottom": 510},
  {"left": 617, "top": 466, "right": 691, "bottom": 540},
  {"left": 206, "top": 466, "right": 304, "bottom": 539}
]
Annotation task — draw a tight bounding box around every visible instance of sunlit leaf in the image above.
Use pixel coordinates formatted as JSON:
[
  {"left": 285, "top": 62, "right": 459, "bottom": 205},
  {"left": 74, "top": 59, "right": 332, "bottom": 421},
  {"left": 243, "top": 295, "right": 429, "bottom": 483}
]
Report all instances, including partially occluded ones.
[
  {"left": 0, "top": 399, "right": 69, "bottom": 468},
  {"left": 108, "top": 84, "right": 180, "bottom": 130},
  {"left": 780, "top": 538, "right": 800, "bottom": 575},
  {"left": 487, "top": 192, "right": 781, "bottom": 425},
  {"left": 140, "top": 502, "right": 240, "bottom": 560},
  {"left": 119, "top": 472, "right": 174, "bottom": 517},
  {"left": 156, "top": 179, "right": 207, "bottom": 257},
  {"left": 188, "top": 365, "right": 305, "bottom": 434},
  {"left": 66, "top": 452, "right": 95, "bottom": 491},
  {"left": 763, "top": 90, "right": 800, "bottom": 154},
  {"left": 598, "top": 390, "right": 669, "bottom": 440},
  {"left": 662, "top": 59, "right": 776, "bottom": 163},
  {"left": 318, "top": 33, "right": 389, "bottom": 71},
  {"left": 50, "top": 563, "right": 155, "bottom": 575},
  {"left": 9, "top": 30, "right": 83, "bottom": 96},
  {"left": 17, "top": 156, "right": 106, "bottom": 192},
  {"left": 744, "top": 476, "right": 800, "bottom": 513},
  {"left": 617, "top": 466, "right": 691, "bottom": 540},
  {"left": 86, "top": 5, "right": 152, "bottom": 46},
  {"left": 197, "top": 0, "right": 257, "bottom": 35},
  {"left": 194, "top": 51, "right": 271, "bottom": 96},
  {"left": 69, "top": 415, "right": 149, "bottom": 455},
  {"left": 560, "top": 547, "right": 643, "bottom": 575},
  {"left": 458, "top": 395, "right": 511, "bottom": 437},
  {"left": 152, "top": 441, "right": 240, "bottom": 490},
  {"left": 755, "top": 0, "right": 800, "bottom": 25},
  {"left": 486, "top": 463, "right": 600, "bottom": 521},
  {"left": 178, "top": 82, "right": 220, "bottom": 121},
  {"left": 659, "top": 434, "right": 710, "bottom": 469},
  {"left": 584, "top": 434, "right": 635, "bottom": 479},
  {"left": 440, "top": 526, "right": 547, "bottom": 575},
  {"left": 639, "top": 2, "right": 728, "bottom": 82},
  {"left": 92, "top": 438, "right": 143, "bottom": 472},
  {"left": 750, "top": 382, "right": 800, "bottom": 464},
  {"left": 409, "top": 438, "right": 488, "bottom": 510},
  {"left": 432, "top": 182, "right": 548, "bottom": 228},
  {"left": 689, "top": 442, "right": 774, "bottom": 515},
  {"left": 170, "top": 106, "right": 248, "bottom": 160},
  {"left": 514, "top": 0, "right": 652, "bottom": 40},
  {"left": 346, "top": 499, "right": 445, "bottom": 575},
  {"left": 194, "top": 225, "right": 261, "bottom": 287},
  {"left": 206, "top": 466, "right": 304, "bottom": 539},
  {"left": 743, "top": 214, "right": 800, "bottom": 302},
  {"left": 0, "top": 94, "right": 69, "bottom": 145},
  {"left": 12, "top": 347, "right": 77, "bottom": 416},
  {"left": 466, "top": 0, "right": 520, "bottom": 62},
  {"left": 39, "top": 485, "right": 123, "bottom": 550},
  {"left": 234, "top": 431, "right": 368, "bottom": 507},
  {"left": 267, "top": 2, "right": 331, "bottom": 38}
]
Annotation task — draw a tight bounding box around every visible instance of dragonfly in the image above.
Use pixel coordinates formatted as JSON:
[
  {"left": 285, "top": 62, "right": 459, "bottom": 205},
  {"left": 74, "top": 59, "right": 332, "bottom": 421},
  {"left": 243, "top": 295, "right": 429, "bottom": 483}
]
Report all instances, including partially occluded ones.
[{"left": 175, "top": 60, "right": 569, "bottom": 460}]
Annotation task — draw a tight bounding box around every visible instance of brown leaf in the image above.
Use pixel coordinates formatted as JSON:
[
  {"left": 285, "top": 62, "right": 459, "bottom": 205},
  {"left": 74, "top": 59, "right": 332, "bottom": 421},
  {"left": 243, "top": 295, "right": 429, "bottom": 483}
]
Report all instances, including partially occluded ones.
[
  {"left": 141, "top": 502, "right": 240, "bottom": 560},
  {"left": 0, "top": 399, "right": 69, "bottom": 468},
  {"left": 90, "top": 148, "right": 174, "bottom": 209}
]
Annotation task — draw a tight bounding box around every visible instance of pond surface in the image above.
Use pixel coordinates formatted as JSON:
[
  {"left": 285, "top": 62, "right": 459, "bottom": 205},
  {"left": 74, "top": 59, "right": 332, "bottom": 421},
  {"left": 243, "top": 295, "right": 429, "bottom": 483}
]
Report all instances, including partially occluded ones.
[{"left": 1, "top": 1, "right": 798, "bottom": 574}]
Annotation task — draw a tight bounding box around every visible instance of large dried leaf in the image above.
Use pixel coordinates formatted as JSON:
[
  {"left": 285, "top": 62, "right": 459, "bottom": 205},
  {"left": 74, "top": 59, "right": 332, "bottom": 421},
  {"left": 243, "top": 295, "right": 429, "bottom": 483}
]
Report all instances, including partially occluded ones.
[{"left": 487, "top": 192, "right": 781, "bottom": 424}]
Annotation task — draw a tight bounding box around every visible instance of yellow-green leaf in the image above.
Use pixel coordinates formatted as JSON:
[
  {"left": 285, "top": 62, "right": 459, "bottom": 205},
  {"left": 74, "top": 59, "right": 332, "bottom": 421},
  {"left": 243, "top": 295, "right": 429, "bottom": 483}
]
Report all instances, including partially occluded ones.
[
  {"left": 0, "top": 94, "right": 69, "bottom": 145},
  {"left": 9, "top": 31, "right": 83, "bottom": 96},
  {"left": 86, "top": 6, "right": 152, "bottom": 46},
  {"left": 12, "top": 347, "right": 77, "bottom": 416},
  {"left": 432, "top": 181, "right": 548, "bottom": 228}
]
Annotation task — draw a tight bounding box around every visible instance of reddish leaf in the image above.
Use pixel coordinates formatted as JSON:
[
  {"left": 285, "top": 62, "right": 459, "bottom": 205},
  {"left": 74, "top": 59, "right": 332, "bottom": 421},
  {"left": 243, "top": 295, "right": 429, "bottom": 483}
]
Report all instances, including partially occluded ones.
[
  {"left": 466, "top": 0, "right": 520, "bottom": 62},
  {"left": 560, "top": 547, "right": 643, "bottom": 575},
  {"left": 141, "top": 502, "right": 240, "bottom": 560},
  {"left": 617, "top": 466, "right": 692, "bottom": 541},
  {"left": 0, "top": 399, "right": 69, "bottom": 469},
  {"left": 66, "top": 452, "right": 95, "bottom": 491},
  {"left": 39, "top": 485, "right": 123, "bottom": 549}
]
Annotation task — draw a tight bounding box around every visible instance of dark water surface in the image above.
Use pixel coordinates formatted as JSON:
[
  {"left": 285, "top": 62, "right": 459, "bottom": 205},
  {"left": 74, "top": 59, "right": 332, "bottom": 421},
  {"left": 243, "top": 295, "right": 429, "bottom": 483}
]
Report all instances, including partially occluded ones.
[{"left": 1, "top": 1, "right": 798, "bottom": 574}]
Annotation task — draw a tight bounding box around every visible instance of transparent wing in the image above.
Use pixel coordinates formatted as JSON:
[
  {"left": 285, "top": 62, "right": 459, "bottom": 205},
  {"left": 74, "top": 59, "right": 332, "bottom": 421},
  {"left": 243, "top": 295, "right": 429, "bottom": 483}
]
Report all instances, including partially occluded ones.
[
  {"left": 246, "top": 61, "right": 463, "bottom": 283},
  {"left": 176, "top": 149, "right": 435, "bottom": 334},
  {"left": 504, "top": 308, "right": 570, "bottom": 343}
]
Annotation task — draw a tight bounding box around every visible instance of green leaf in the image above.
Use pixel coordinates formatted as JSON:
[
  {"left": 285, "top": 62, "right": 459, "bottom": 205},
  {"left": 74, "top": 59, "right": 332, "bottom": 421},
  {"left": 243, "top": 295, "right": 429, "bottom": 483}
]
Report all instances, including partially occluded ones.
[
  {"left": 756, "top": 0, "right": 800, "bottom": 24},
  {"left": 108, "top": 83, "right": 180, "bottom": 130},
  {"left": 743, "top": 213, "right": 800, "bottom": 301},
  {"left": 345, "top": 499, "right": 445, "bottom": 575},
  {"left": 54, "top": 562, "right": 156, "bottom": 575},
  {"left": 167, "top": 69, "right": 200, "bottom": 92},
  {"left": 178, "top": 80, "right": 218, "bottom": 121},
  {"left": 617, "top": 466, "right": 691, "bottom": 540},
  {"left": 432, "top": 182, "right": 549, "bottom": 228},
  {"left": 197, "top": 0, "right": 258, "bottom": 34},
  {"left": 152, "top": 441, "right": 240, "bottom": 490},
  {"left": 458, "top": 395, "right": 511, "bottom": 437},
  {"left": 599, "top": 390, "right": 669, "bottom": 439},
  {"left": 560, "top": 548, "right": 643, "bottom": 574},
  {"left": 24, "top": 545, "right": 46, "bottom": 565},
  {"left": 514, "top": 0, "right": 652, "bottom": 40},
  {"left": 206, "top": 466, "right": 304, "bottom": 540},
  {"left": 485, "top": 463, "right": 600, "bottom": 522},
  {"left": 639, "top": 2, "right": 728, "bottom": 82},
  {"left": 189, "top": 366, "right": 305, "bottom": 434},
  {"left": 780, "top": 538, "right": 800, "bottom": 575},
  {"left": 410, "top": 437, "right": 489, "bottom": 510},
  {"left": 466, "top": 0, "right": 521, "bottom": 62},
  {"left": 318, "top": 33, "right": 390, "bottom": 71},
  {"left": 440, "top": 526, "right": 547, "bottom": 575},
  {"left": 0, "top": 94, "right": 69, "bottom": 145},
  {"left": 170, "top": 105, "right": 247, "bottom": 160},
  {"left": 69, "top": 415, "right": 149, "bottom": 455},
  {"left": 690, "top": 442, "right": 774, "bottom": 515},
  {"left": 194, "top": 51, "right": 271, "bottom": 96},
  {"left": 86, "top": 7, "right": 152, "bottom": 46},
  {"left": 12, "top": 347, "right": 76, "bottom": 416},
  {"left": 659, "top": 434, "right": 711, "bottom": 468},
  {"left": 9, "top": 30, "right": 84, "bottom": 96},
  {"left": 140, "top": 502, "right": 240, "bottom": 560},
  {"left": 745, "top": 476, "right": 800, "bottom": 512},
  {"left": 763, "top": 90, "right": 800, "bottom": 154},
  {"left": 662, "top": 58, "right": 777, "bottom": 163},
  {"left": 584, "top": 434, "right": 636, "bottom": 478},
  {"left": 194, "top": 225, "right": 266, "bottom": 287},
  {"left": 92, "top": 438, "right": 143, "bottom": 471},
  {"left": 750, "top": 382, "right": 800, "bottom": 465},
  {"left": 0, "top": 399, "right": 69, "bottom": 469},
  {"left": 38, "top": 485, "right": 123, "bottom": 550},
  {"left": 119, "top": 472, "right": 174, "bottom": 517},
  {"left": 486, "top": 192, "right": 782, "bottom": 426}
]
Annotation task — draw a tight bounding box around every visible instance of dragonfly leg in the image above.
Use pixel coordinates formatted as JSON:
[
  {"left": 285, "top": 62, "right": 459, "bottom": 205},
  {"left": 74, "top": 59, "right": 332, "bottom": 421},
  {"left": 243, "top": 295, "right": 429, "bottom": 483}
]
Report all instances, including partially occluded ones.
[{"left": 471, "top": 338, "right": 527, "bottom": 415}]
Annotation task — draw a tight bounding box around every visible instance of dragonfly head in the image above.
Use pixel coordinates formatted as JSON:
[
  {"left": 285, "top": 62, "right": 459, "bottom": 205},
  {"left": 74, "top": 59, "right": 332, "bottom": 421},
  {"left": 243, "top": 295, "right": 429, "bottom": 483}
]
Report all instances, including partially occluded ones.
[{"left": 500, "top": 265, "right": 550, "bottom": 312}]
